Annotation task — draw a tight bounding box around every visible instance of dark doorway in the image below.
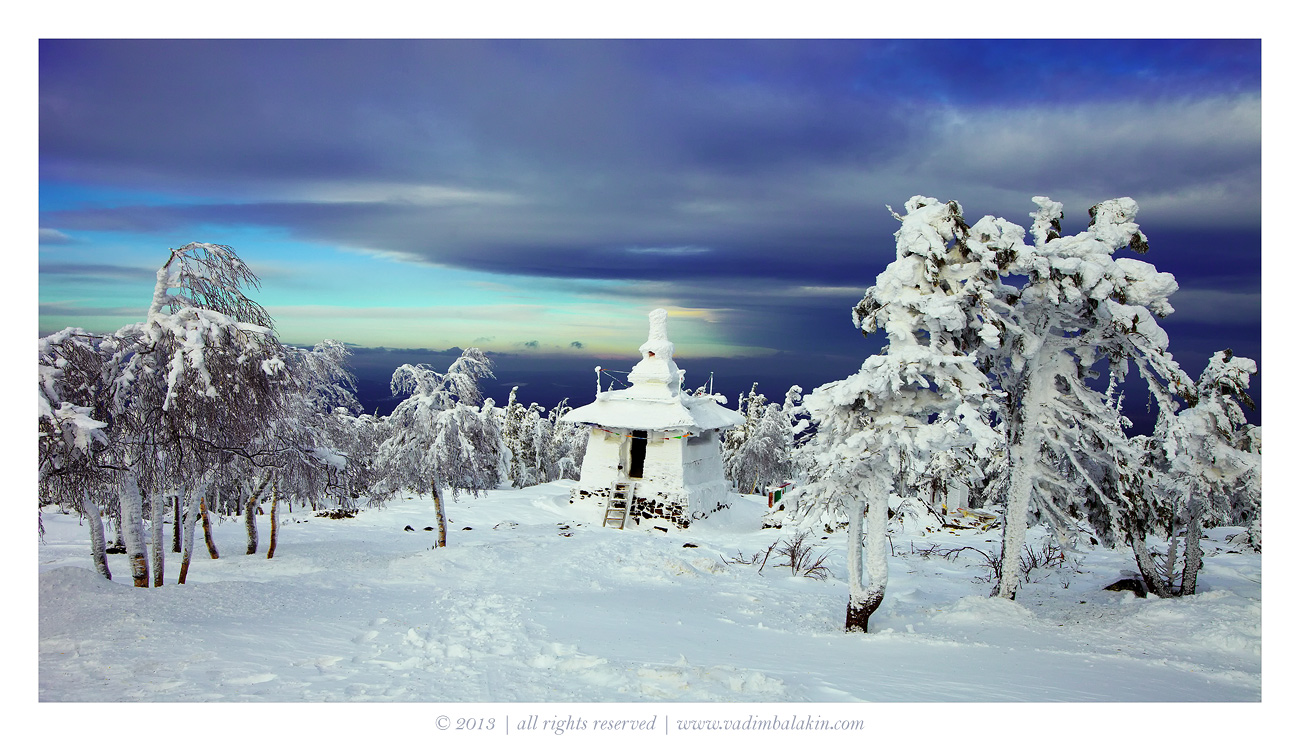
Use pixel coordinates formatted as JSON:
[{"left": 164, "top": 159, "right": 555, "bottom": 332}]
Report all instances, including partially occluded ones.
[{"left": 628, "top": 430, "right": 648, "bottom": 479}]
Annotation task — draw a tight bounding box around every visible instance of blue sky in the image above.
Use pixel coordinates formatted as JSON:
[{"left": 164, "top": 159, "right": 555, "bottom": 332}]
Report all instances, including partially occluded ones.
[{"left": 37, "top": 38, "right": 1263, "bottom": 416}]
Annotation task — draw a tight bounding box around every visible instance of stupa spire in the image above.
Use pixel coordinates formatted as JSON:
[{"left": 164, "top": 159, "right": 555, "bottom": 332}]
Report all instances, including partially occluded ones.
[{"left": 627, "top": 308, "right": 681, "bottom": 396}]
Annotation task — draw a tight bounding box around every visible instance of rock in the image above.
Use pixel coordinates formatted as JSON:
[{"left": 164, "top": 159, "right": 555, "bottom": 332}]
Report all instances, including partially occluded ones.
[
  {"left": 423, "top": 526, "right": 434, "bottom": 531},
  {"left": 314, "top": 509, "right": 357, "bottom": 519},
  {"left": 403, "top": 525, "right": 415, "bottom": 532},
  {"left": 1104, "top": 574, "right": 1148, "bottom": 597},
  {"left": 682, "top": 543, "right": 698, "bottom": 548}
]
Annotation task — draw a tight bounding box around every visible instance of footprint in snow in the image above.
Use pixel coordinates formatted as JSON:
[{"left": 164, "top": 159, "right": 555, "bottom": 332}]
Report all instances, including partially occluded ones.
[{"left": 226, "top": 673, "right": 277, "bottom": 685}]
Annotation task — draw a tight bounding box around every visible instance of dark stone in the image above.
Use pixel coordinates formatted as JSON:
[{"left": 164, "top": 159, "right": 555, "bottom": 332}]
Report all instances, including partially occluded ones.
[
  {"left": 315, "top": 509, "right": 357, "bottom": 519},
  {"left": 682, "top": 543, "right": 698, "bottom": 548},
  {"left": 404, "top": 525, "right": 415, "bottom": 532},
  {"left": 423, "top": 526, "right": 434, "bottom": 531},
  {"left": 462, "top": 526, "right": 472, "bottom": 530},
  {"left": 1104, "top": 575, "right": 1148, "bottom": 597}
]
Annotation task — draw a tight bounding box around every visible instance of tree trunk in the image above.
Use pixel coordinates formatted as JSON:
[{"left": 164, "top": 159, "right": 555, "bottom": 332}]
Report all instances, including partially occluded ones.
[
  {"left": 149, "top": 484, "right": 165, "bottom": 587},
  {"left": 110, "top": 507, "right": 124, "bottom": 552},
  {"left": 997, "top": 357, "right": 1055, "bottom": 601},
  {"left": 266, "top": 481, "right": 280, "bottom": 559},
  {"left": 996, "top": 444, "right": 1033, "bottom": 600},
  {"left": 118, "top": 477, "right": 150, "bottom": 588},
  {"left": 245, "top": 480, "right": 265, "bottom": 555},
  {"left": 846, "top": 482, "right": 888, "bottom": 633},
  {"left": 200, "top": 490, "right": 220, "bottom": 559},
  {"left": 1162, "top": 515, "right": 1180, "bottom": 593},
  {"left": 1180, "top": 499, "right": 1204, "bottom": 596},
  {"left": 844, "top": 494, "right": 869, "bottom": 632},
  {"left": 172, "top": 493, "right": 182, "bottom": 553},
  {"left": 177, "top": 485, "right": 201, "bottom": 584},
  {"left": 432, "top": 480, "right": 448, "bottom": 548},
  {"left": 82, "top": 492, "right": 111, "bottom": 581},
  {"left": 1130, "top": 531, "right": 1173, "bottom": 598}
]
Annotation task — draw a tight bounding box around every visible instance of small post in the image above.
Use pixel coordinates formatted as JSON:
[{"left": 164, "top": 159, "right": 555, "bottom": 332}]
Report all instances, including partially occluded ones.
[{"left": 595, "top": 366, "right": 602, "bottom": 395}]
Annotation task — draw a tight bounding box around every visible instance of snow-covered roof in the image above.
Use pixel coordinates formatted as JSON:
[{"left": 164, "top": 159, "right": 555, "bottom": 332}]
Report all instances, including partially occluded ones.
[{"left": 562, "top": 309, "right": 745, "bottom": 432}]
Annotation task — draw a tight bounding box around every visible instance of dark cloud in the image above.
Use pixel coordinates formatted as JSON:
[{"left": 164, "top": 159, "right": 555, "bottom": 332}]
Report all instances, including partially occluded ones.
[
  {"left": 38, "top": 38, "right": 1260, "bottom": 294},
  {"left": 40, "top": 39, "right": 1262, "bottom": 417},
  {"left": 570, "top": 341, "right": 584, "bottom": 349}
]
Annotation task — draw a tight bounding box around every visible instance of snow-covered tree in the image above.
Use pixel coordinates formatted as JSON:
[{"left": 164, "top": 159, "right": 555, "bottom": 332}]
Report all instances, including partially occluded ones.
[
  {"left": 986, "top": 197, "right": 1193, "bottom": 599},
  {"left": 801, "top": 197, "right": 1002, "bottom": 632},
  {"left": 502, "top": 387, "right": 531, "bottom": 487},
  {"left": 501, "top": 389, "right": 584, "bottom": 487},
  {"left": 722, "top": 384, "right": 766, "bottom": 487},
  {"left": 546, "top": 398, "right": 586, "bottom": 481},
  {"left": 1146, "top": 350, "right": 1261, "bottom": 595},
  {"left": 38, "top": 243, "right": 297, "bottom": 585},
  {"left": 376, "top": 348, "right": 497, "bottom": 547},
  {"left": 231, "top": 339, "right": 363, "bottom": 559},
  {"left": 114, "top": 243, "right": 292, "bottom": 585},
  {"left": 725, "top": 384, "right": 804, "bottom": 497},
  {"left": 782, "top": 385, "right": 814, "bottom": 451},
  {"left": 728, "top": 402, "right": 792, "bottom": 497},
  {"left": 38, "top": 328, "right": 117, "bottom": 580}
]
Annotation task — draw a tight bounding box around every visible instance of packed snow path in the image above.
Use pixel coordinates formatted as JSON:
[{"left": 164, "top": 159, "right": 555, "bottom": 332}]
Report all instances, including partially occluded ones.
[{"left": 39, "top": 483, "right": 1260, "bottom": 701}]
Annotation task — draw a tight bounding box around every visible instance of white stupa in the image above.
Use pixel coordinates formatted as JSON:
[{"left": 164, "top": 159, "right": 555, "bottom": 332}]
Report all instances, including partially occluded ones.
[{"left": 563, "top": 309, "right": 745, "bottom": 530}]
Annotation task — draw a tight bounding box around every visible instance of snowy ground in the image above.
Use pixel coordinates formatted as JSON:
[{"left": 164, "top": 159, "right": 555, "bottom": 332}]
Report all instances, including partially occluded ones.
[{"left": 39, "top": 483, "right": 1263, "bottom": 714}]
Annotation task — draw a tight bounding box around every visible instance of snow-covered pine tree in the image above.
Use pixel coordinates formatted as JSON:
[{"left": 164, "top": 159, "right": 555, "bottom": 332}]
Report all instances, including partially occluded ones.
[
  {"left": 502, "top": 390, "right": 584, "bottom": 487},
  {"left": 1154, "top": 350, "right": 1260, "bottom": 594},
  {"left": 988, "top": 197, "right": 1193, "bottom": 599},
  {"left": 546, "top": 398, "right": 586, "bottom": 481},
  {"left": 722, "top": 384, "right": 765, "bottom": 487},
  {"left": 782, "top": 385, "right": 814, "bottom": 451},
  {"left": 802, "top": 197, "right": 1003, "bottom": 632},
  {"left": 728, "top": 402, "right": 792, "bottom": 497},
  {"left": 502, "top": 387, "right": 530, "bottom": 487}
]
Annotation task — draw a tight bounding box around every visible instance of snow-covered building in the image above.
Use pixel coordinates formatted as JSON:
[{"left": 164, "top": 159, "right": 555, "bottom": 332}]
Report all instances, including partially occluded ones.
[{"left": 563, "top": 309, "right": 745, "bottom": 531}]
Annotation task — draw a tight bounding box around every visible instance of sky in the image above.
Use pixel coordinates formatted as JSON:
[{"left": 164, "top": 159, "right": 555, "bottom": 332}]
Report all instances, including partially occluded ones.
[{"left": 37, "top": 37, "right": 1263, "bottom": 419}]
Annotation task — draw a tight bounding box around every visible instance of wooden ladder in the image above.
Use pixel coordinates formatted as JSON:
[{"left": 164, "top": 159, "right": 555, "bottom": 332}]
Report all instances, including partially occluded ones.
[{"left": 603, "top": 483, "right": 635, "bottom": 529}]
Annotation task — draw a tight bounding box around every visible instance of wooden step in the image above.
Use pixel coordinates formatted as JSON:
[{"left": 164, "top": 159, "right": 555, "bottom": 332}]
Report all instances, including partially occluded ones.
[{"left": 603, "top": 483, "right": 635, "bottom": 529}]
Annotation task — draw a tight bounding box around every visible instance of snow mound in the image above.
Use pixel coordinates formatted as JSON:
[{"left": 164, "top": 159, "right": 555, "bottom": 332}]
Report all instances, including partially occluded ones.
[
  {"left": 1129, "top": 591, "right": 1261, "bottom": 657},
  {"left": 932, "top": 595, "right": 1037, "bottom": 625}
]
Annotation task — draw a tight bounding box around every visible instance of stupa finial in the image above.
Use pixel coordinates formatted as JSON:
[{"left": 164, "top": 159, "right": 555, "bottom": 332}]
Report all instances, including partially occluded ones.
[{"left": 629, "top": 308, "right": 680, "bottom": 395}]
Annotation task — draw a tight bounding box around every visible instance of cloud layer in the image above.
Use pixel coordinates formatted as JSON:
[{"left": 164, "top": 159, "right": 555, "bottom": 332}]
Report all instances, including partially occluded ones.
[{"left": 39, "top": 39, "right": 1261, "bottom": 378}]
